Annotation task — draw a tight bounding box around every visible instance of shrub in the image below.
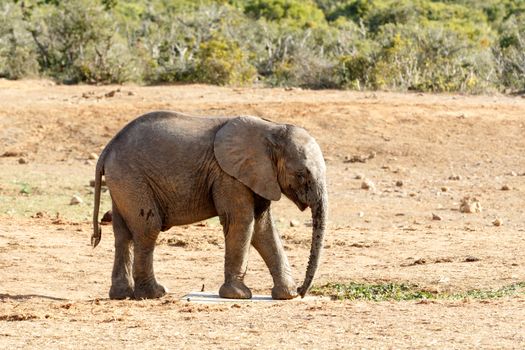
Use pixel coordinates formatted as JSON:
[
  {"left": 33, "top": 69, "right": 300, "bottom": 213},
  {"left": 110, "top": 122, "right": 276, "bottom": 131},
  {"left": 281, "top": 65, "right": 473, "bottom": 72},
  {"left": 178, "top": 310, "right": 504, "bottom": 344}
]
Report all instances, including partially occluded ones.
[
  {"left": 336, "top": 53, "right": 374, "bottom": 90},
  {"left": 193, "top": 34, "right": 257, "bottom": 85},
  {"left": 254, "top": 23, "right": 338, "bottom": 88},
  {"left": 28, "top": 0, "right": 134, "bottom": 83},
  {"left": 0, "top": 3, "right": 39, "bottom": 79},
  {"left": 493, "top": 14, "right": 525, "bottom": 91},
  {"left": 132, "top": 3, "right": 259, "bottom": 84},
  {"left": 244, "top": 0, "right": 327, "bottom": 28},
  {"left": 370, "top": 24, "right": 496, "bottom": 93}
]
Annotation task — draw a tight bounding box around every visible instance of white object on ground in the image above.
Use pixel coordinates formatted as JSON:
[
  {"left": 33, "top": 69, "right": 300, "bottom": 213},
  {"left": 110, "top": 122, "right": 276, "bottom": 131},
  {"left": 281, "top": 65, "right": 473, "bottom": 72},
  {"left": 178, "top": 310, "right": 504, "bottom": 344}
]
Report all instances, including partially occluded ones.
[{"left": 181, "top": 291, "right": 321, "bottom": 303}]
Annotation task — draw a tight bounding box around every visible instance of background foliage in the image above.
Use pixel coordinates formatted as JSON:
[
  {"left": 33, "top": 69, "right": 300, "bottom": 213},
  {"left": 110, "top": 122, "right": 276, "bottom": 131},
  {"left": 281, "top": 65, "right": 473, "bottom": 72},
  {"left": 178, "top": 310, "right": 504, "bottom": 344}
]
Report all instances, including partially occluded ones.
[{"left": 1, "top": 0, "right": 525, "bottom": 93}]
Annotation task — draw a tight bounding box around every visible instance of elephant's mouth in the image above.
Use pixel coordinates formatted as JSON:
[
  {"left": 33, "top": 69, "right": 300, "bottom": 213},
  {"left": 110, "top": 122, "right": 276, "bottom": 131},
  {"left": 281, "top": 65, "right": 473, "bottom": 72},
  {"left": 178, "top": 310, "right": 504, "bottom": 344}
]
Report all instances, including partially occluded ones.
[
  {"left": 284, "top": 189, "right": 309, "bottom": 211},
  {"left": 296, "top": 201, "right": 308, "bottom": 211}
]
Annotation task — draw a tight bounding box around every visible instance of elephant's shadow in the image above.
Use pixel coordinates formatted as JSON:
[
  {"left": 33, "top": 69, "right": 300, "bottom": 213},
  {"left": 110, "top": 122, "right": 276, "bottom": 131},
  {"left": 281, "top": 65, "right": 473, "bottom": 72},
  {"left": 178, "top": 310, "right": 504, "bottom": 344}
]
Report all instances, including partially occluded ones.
[{"left": 0, "top": 293, "right": 68, "bottom": 301}]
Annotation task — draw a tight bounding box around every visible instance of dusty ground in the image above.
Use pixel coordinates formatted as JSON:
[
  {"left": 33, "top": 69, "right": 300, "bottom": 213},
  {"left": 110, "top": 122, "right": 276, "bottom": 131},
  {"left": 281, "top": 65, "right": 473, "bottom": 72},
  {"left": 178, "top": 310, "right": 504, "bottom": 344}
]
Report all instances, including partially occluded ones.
[{"left": 0, "top": 79, "right": 524, "bottom": 349}]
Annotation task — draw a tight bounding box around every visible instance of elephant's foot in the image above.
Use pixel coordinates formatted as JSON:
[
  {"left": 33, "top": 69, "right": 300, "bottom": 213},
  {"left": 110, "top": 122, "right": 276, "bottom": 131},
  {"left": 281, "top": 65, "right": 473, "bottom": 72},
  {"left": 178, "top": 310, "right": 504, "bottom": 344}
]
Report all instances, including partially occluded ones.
[
  {"left": 134, "top": 281, "right": 167, "bottom": 300},
  {"left": 272, "top": 284, "right": 298, "bottom": 300},
  {"left": 219, "top": 280, "right": 252, "bottom": 299},
  {"left": 109, "top": 283, "right": 134, "bottom": 300}
]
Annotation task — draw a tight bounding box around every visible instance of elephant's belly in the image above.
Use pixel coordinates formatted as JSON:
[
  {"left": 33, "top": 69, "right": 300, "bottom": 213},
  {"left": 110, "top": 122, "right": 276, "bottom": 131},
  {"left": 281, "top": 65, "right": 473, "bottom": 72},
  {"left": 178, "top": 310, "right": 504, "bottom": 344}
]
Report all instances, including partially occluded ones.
[{"left": 162, "top": 200, "right": 218, "bottom": 230}]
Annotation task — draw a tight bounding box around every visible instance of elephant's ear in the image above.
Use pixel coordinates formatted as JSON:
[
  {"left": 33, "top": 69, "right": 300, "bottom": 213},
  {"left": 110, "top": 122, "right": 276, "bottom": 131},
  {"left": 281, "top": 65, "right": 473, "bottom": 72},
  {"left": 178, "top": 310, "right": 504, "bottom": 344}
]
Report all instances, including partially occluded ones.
[{"left": 214, "top": 116, "right": 282, "bottom": 201}]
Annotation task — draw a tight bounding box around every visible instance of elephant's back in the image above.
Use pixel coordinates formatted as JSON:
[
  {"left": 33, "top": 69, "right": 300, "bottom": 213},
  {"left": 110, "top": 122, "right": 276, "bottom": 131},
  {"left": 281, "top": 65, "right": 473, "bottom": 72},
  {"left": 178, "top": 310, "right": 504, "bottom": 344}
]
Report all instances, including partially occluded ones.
[
  {"left": 100, "top": 111, "right": 228, "bottom": 165},
  {"left": 112, "top": 111, "right": 227, "bottom": 146}
]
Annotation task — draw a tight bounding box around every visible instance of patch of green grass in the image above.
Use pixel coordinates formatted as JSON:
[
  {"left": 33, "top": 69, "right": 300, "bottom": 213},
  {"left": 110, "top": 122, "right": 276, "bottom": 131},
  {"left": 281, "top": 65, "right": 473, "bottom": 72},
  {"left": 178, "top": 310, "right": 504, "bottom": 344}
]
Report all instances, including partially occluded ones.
[
  {"left": 446, "top": 282, "right": 525, "bottom": 300},
  {"left": 18, "top": 182, "right": 33, "bottom": 195},
  {"left": 312, "top": 282, "right": 435, "bottom": 301},
  {"left": 312, "top": 282, "right": 525, "bottom": 301}
]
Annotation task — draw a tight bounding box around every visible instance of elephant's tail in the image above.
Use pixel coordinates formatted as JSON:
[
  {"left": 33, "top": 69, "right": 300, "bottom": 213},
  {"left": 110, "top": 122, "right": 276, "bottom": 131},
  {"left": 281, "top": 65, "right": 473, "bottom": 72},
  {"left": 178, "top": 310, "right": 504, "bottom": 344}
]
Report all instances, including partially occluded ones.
[{"left": 91, "top": 161, "right": 104, "bottom": 248}]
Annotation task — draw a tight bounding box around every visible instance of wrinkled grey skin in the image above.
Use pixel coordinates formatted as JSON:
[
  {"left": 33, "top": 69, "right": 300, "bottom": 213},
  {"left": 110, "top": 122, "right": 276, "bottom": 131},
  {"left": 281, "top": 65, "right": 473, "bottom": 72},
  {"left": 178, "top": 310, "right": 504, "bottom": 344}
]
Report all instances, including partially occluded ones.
[{"left": 92, "top": 111, "right": 328, "bottom": 300}]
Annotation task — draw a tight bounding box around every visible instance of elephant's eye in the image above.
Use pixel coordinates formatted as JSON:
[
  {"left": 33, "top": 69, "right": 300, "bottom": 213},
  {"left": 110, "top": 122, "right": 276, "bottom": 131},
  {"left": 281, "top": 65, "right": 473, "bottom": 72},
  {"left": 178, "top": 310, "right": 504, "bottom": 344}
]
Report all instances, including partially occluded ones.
[{"left": 296, "top": 172, "right": 306, "bottom": 184}]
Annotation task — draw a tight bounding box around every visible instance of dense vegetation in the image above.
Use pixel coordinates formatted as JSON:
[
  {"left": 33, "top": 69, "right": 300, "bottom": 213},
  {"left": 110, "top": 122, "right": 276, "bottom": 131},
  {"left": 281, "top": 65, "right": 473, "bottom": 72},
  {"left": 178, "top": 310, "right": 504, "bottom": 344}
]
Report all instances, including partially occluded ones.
[{"left": 1, "top": 0, "right": 525, "bottom": 93}]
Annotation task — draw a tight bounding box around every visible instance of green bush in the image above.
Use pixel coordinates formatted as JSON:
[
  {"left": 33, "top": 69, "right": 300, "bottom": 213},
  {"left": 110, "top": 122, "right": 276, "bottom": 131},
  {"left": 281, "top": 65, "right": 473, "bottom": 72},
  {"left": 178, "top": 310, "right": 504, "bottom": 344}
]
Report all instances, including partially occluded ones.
[
  {"left": 193, "top": 34, "right": 257, "bottom": 85},
  {"left": 1, "top": 0, "right": 525, "bottom": 93},
  {"left": 493, "top": 14, "right": 525, "bottom": 91},
  {"left": 0, "top": 3, "right": 39, "bottom": 79},
  {"left": 244, "top": 0, "right": 327, "bottom": 28},
  {"left": 371, "top": 24, "right": 495, "bottom": 92},
  {"left": 26, "top": 0, "right": 135, "bottom": 83},
  {"left": 337, "top": 53, "right": 374, "bottom": 90}
]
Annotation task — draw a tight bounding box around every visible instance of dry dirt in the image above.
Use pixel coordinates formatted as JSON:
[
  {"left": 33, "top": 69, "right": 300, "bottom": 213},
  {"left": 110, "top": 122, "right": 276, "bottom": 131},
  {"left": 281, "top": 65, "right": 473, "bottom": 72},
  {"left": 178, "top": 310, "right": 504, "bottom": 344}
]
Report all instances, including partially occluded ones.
[{"left": 0, "top": 79, "right": 524, "bottom": 349}]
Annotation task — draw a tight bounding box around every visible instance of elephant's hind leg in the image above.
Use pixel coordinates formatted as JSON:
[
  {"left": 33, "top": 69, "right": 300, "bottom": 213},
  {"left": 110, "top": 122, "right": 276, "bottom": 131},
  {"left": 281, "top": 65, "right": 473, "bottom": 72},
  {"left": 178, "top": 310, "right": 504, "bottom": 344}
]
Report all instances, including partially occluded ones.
[
  {"left": 128, "top": 209, "right": 167, "bottom": 300},
  {"left": 110, "top": 186, "right": 167, "bottom": 300},
  {"left": 109, "top": 204, "right": 134, "bottom": 300}
]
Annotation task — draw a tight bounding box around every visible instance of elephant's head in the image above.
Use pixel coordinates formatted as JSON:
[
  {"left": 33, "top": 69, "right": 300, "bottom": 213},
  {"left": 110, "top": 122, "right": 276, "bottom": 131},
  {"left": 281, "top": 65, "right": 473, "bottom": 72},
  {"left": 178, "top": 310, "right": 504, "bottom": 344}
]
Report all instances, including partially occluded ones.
[{"left": 214, "top": 116, "right": 328, "bottom": 297}]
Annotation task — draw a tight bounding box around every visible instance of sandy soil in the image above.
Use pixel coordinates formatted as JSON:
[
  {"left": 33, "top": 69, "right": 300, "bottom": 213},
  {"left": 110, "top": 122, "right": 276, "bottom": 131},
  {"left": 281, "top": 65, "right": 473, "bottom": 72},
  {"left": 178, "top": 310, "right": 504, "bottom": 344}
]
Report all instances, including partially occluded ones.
[{"left": 0, "top": 79, "right": 524, "bottom": 349}]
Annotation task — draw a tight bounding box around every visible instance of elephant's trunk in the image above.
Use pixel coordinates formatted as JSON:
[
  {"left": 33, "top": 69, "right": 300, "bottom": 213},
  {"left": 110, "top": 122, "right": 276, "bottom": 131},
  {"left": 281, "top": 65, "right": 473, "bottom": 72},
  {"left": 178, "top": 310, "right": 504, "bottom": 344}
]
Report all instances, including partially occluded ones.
[{"left": 297, "top": 185, "right": 328, "bottom": 298}]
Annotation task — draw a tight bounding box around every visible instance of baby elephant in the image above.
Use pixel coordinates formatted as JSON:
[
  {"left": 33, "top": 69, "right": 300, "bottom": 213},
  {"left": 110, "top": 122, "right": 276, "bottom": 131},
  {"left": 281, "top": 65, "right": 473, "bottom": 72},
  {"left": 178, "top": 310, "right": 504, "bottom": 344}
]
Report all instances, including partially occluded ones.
[{"left": 92, "top": 111, "right": 328, "bottom": 300}]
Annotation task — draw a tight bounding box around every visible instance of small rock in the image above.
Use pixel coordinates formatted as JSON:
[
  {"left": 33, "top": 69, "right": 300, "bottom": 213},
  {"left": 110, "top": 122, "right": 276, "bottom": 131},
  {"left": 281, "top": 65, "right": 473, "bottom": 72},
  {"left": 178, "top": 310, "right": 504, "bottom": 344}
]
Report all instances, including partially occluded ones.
[
  {"left": 289, "top": 219, "right": 300, "bottom": 227},
  {"left": 492, "top": 218, "right": 502, "bottom": 227},
  {"left": 501, "top": 184, "right": 510, "bottom": 191},
  {"left": 31, "top": 211, "right": 46, "bottom": 219},
  {"left": 105, "top": 90, "right": 118, "bottom": 98},
  {"left": 441, "top": 186, "right": 448, "bottom": 192},
  {"left": 361, "top": 179, "right": 375, "bottom": 191},
  {"left": 354, "top": 174, "right": 363, "bottom": 180},
  {"left": 127, "top": 91, "right": 135, "bottom": 96},
  {"left": 464, "top": 256, "right": 480, "bottom": 262},
  {"left": 459, "top": 196, "right": 482, "bottom": 214},
  {"left": 395, "top": 180, "right": 403, "bottom": 187},
  {"left": 508, "top": 171, "right": 517, "bottom": 177},
  {"left": 2, "top": 151, "right": 26, "bottom": 157},
  {"left": 432, "top": 213, "right": 442, "bottom": 221},
  {"left": 448, "top": 175, "right": 462, "bottom": 181},
  {"left": 344, "top": 155, "right": 368, "bottom": 163},
  {"left": 413, "top": 258, "right": 426, "bottom": 265},
  {"left": 88, "top": 153, "right": 99, "bottom": 160},
  {"left": 70, "top": 195, "right": 83, "bottom": 205},
  {"left": 437, "top": 276, "right": 450, "bottom": 284},
  {"left": 357, "top": 211, "right": 364, "bottom": 218},
  {"left": 18, "top": 158, "right": 28, "bottom": 164}
]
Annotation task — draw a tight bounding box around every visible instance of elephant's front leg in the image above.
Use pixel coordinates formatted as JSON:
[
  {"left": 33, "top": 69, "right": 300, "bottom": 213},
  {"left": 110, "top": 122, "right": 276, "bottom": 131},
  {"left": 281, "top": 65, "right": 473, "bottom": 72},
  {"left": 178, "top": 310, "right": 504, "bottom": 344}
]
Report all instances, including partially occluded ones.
[
  {"left": 218, "top": 215, "right": 254, "bottom": 299},
  {"left": 252, "top": 207, "right": 298, "bottom": 300},
  {"left": 214, "top": 182, "right": 255, "bottom": 299}
]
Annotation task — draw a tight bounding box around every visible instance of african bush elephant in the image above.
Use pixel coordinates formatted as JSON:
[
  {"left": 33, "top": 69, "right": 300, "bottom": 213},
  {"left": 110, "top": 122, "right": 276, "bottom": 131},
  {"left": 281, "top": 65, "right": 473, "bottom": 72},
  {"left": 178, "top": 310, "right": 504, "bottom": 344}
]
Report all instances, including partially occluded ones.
[{"left": 92, "top": 111, "right": 328, "bottom": 300}]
